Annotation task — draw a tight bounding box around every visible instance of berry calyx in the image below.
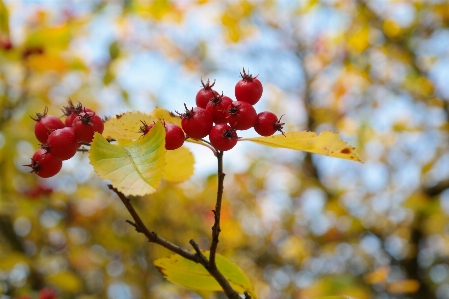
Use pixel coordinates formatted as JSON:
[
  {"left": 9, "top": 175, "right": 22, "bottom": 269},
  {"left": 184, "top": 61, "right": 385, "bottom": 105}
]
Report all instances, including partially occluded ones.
[
  {"left": 206, "top": 93, "right": 233, "bottom": 124},
  {"left": 226, "top": 101, "right": 257, "bottom": 130},
  {"left": 43, "top": 127, "right": 79, "bottom": 160},
  {"left": 196, "top": 78, "right": 219, "bottom": 109},
  {"left": 177, "top": 104, "right": 213, "bottom": 139},
  {"left": 209, "top": 124, "right": 238, "bottom": 151},
  {"left": 62, "top": 101, "right": 93, "bottom": 127},
  {"left": 31, "top": 107, "right": 65, "bottom": 144},
  {"left": 139, "top": 120, "right": 185, "bottom": 150},
  {"left": 254, "top": 111, "right": 285, "bottom": 136},
  {"left": 24, "top": 149, "right": 62, "bottom": 178},
  {"left": 235, "top": 68, "right": 263, "bottom": 105},
  {"left": 72, "top": 111, "right": 104, "bottom": 143}
]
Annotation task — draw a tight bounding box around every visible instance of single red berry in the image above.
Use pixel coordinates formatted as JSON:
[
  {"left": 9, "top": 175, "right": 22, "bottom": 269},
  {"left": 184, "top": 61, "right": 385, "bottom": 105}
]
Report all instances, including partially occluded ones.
[
  {"left": 235, "top": 68, "right": 263, "bottom": 105},
  {"left": 254, "top": 111, "right": 285, "bottom": 136},
  {"left": 38, "top": 288, "right": 58, "bottom": 299},
  {"left": 72, "top": 111, "right": 104, "bottom": 143},
  {"left": 139, "top": 121, "right": 185, "bottom": 150},
  {"left": 196, "top": 78, "right": 219, "bottom": 109},
  {"left": 31, "top": 107, "right": 65, "bottom": 144},
  {"left": 206, "top": 93, "right": 233, "bottom": 124},
  {"left": 44, "top": 127, "right": 78, "bottom": 160},
  {"left": 24, "top": 149, "right": 62, "bottom": 178},
  {"left": 176, "top": 104, "right": 213, "bottom": 139},
  {"left": 209, "top": 124, "right": 238, "bottom": 151},
  {"left": 62, "top": 101, "right": 93, "bottom": 127},
  {"left": 226, "top": 101, "right": 257, "bottom": 130}
]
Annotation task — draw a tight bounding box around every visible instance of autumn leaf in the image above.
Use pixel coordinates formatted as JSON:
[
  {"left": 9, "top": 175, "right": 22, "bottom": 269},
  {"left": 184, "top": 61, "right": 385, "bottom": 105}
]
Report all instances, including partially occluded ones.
[
  {"left": 89, "top": 122, "right": 165, "bottom": 196},
  {"left": 163, "top": 147, "right": 194, "bottom": 183},
  {"left": 102, "top": 111, "right": 157, "bottom": 141},
  {"left": 150, "top": 107, "right": 182, "bottom": 127},
  {"left": 241, "top": 131, "right": 362, "bottom": 162},
  {"left": 154, "top": 251, "right": 258, "bottom": 299},
  {"left": 0, "top": 0, "right": 9, "bottom": 34}
]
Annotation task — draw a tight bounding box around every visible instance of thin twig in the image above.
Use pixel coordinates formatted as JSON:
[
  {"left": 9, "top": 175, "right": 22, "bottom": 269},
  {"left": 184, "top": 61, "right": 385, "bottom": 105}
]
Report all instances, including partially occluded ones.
[{"left": 209, "top": 150, "right": 225, "bottom": 268}]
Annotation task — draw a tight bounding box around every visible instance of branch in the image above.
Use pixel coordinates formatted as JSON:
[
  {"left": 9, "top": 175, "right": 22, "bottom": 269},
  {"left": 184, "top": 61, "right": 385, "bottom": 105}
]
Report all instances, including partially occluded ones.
[
  {"left": 108, "top": 185, "right": 198, "bottom": 262},
  {"left": 209, "top": 150, "right": 225, "bottom": 268}
]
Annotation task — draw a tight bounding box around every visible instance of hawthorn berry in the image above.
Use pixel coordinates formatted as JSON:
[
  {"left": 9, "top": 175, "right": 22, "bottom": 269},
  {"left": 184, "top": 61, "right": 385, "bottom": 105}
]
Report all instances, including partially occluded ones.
[
  {"left": 38, "top": 288, "right": 58, "bottom": 299},
  {"left": 209, "top": 124, "right": 238, "bottom": 151},
  {"left": 196, "top": 78, "right": 218, "bottom": 109},
  {"left": 254, "top": 111, "right": 285, "bottom": 136},
  {"left": 226, "top": 101, "right": 257, "bottom": 130},
  {"left": 62, "top": 101, "right": 93, "bottom": 127},
  {"left": 206, "top": 93, "right": 233, "bottom": 124},
  {"left": 235, "top": 68, "right": 263, "bottom": 105},
  {"left": 44, "top": 127, "right": 78, "bottom": 160},
  {"left": 177, "top": 104, "right": 213, "bottom": 139},
  {"left": 32, "top": 107, "right": 65, "bottom": 144},
  {"left": 24, "top": 149, "right": 62, "bottom": 178},
  {"left": 140, "top": 121, "right": 185, "bottom": 150},
  {"left": 72, "top": 111, "right": 104, "bottom": 143}
]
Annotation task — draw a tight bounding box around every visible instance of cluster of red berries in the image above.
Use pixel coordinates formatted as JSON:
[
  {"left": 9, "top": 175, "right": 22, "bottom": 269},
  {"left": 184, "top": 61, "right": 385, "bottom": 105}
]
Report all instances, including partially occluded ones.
[
  {"left": 24, "top": 101, "right": 104, "bottom": 178},
  {"left": 176, "top": 68, "right": 284, "bottom": 151}
]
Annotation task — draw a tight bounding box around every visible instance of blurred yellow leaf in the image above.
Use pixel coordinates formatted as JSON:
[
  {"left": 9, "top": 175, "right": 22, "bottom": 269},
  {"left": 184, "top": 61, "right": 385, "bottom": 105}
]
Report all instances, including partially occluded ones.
[
  {"left": 242, "top": 131, "right": 362, "bottom": 162},
  {"left": 46, "top": 271, "right": 83, "bottom": 293},
  {"left": 0, "top": 0, "right": 9, "bottom": 34},
  {"left": 365, "top": 266, "right": 390, "bottom": 284},
  {"left": 0, "top": 252, "right": 28, "bottom": 270},
  {"left": 347, "top": 26, "right": 370, "bottom": 53},
  {"left": 383, "top": 19, "right": 402, "bottom": 39},
  {"left": 26, "top": 24, "right": 71, "bottom": 50},
  {"left": 163, "top": 147, "right": 194, "bottom": 183},
  {"left": 26, "top": 53, "right": 67, "bottom": 72},
  {"left": 387, "top": 280, "right": 420, "bottom": 294}
]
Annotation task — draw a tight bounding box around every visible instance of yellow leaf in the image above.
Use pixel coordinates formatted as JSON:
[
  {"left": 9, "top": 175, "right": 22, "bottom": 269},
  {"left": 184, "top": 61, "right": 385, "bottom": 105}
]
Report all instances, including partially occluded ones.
[
  {"left": 46, "top": 271, "right": 82, "bottom": 293},
  {"left": 0, "top": 0, "right": 10, "bottom": 34},
  {"left": 150, "top": 107, "right": 181, "bottom": 127},
  {"left": 242, "top": 131, "right": 362, "bottom": 162},
  {"left": 26, "top": 53, "right": 67, "bottom": 72},
  {"left": 387, "top": 280, "right": 420, "bottom": 294},
  {"left": 26, "top": 24, "right": 71, "bottom": 50},
  {"left": 103, "top": 111, "right": 157, "bottom": 141},
  {"left": 163, "top": 147, "right": 194, "bottom": 183},
  {"left": 365, "top": 266, "right": 390, "bottom": 284},
  {"left": 347, "top": 26, "right": 370, "bottom": 53},
  {"left": 154, "top": 251, "right": 258, "bottom": 298},
  {"left": 0, "top": 252, "right": 28, "bottom": 270}
]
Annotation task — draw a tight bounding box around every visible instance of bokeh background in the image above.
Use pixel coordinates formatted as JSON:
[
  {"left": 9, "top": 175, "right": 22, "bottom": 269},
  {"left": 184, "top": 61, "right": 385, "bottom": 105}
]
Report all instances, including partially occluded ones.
[{"left": 1, "top": 0, "right": 449, "bottom": 298}]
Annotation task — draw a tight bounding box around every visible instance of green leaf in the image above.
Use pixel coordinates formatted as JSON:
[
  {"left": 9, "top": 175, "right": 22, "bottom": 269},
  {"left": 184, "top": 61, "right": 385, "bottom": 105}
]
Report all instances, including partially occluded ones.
[
  {"left": 241, "top": 131, "right": 362, "bottom": 162},
  {"left": 89, "top": 121, "right": 165, "bottom": 196},
  {"left": 154, "top": 251, "right": 258, "bottom": 299}
]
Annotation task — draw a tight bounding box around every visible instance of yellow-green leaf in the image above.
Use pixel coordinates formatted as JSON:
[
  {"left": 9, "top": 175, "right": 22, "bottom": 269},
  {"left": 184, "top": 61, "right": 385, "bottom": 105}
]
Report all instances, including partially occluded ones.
[
  {"left": 242, "top": 131, "right": 362, "bottom": 162},
  {"left": 89, "top": 122, "right": 165, "bottom": 196},
  {"left": 163, "top": 147, "right": 194, "bottom": 183},
  {"left": 0, "top": 0, "right": 10, "bottom": 34},
  {"left": 102, "top": 111, "right": 157, "bottom": 141},
  {"left": 154, "top": 251, "right": 258, "bottom": 299}
]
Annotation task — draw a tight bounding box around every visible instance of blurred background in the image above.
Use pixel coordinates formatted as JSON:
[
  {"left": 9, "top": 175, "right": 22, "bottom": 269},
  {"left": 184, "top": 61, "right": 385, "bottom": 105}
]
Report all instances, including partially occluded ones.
[{"left": 1, "top": 0, "right": 449, "bottom": 298}]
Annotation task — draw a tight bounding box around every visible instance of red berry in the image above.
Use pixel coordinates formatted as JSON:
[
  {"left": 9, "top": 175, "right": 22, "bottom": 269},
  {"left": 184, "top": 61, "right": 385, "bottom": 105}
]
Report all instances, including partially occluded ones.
[
  {"left": 177, "top": 104, "right": 213, "bottom": 139},
  {"left": 226, "top": 101, "right": 257, "bottom": 130},
  {"left": 38, "top": 288, "right": 58, "bottom": 299},
  {"left": 72, "top": 111, "right": 104, "bottom": 143},
  {"left": 31, "top": 107, "right": 65, "bottom": 144},
  {"left": 24, "top": 149, "right": 62, "bottom": 178},
  {"left": 206, "top": 94, "right": 233, "bottom": 124},
  {"left": 235, "top": 68, "right": 263, "bottom": 105},
  {"left": 209, "top": 124, "right": 238, "bottom": 151},
  {"left": 196, "top": 78, "right": 218, "bottom": 109},
  {"left": 62, "top": 101, "right": 93, "bottom": 127},
  {"left": 254, "top": 111, "right": 285, "bottom": 136},
  {"left": 44, "top": 127, "right": 78, "bottom": 160},
  {"left": 139, "top": 121, "right": 185, "bottom": 150}
]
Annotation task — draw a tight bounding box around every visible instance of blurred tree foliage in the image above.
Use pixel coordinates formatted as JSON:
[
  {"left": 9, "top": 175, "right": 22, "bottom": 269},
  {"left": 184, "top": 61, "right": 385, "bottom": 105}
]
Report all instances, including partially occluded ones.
[{"left": 1, "top": 0, "right": 449, "bottom": 298}]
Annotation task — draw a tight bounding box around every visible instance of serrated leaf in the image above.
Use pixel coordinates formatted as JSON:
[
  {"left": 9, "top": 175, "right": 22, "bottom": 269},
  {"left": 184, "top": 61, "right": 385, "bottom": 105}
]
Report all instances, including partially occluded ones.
[
  {"left": 150, "top": 107, "right": 181, "bottom": 127},
  {"left": 154, "top": 251, "right": 258, "bottom": 299},
  {"left": 89, "top": 122, "right": 165, "bottom": 196},
  {"left": 163, "top": 147, "right": 194, "bottom": 183},
  {"left": 103, "top": 111, "right": 157, "bottom": 141},
  {"left": 242, "top": 131, "right": 362, "bottom": 162}
]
